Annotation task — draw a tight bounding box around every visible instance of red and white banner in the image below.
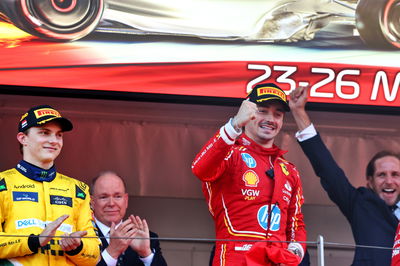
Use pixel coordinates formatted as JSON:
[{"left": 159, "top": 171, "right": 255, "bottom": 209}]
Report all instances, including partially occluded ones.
[{"left": 1, "top": 61, "right": 399, "bottom": 107}]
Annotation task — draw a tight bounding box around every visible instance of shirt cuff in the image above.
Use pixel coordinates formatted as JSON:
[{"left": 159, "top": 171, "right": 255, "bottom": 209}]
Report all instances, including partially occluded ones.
[
  {"left": 102, "top": 249, "right": 118, "bottom": 266},
  {"left": 288, "top": 242, "right": 304, "bottom": 260},
  {"left": 140, "top": 251, "right": 155, "bottom": 266},
  {"left": 295, "top": 123, "right": 317, "bottom": 142},
  {"left": 219, "top": 118, "right": 242, "bottom": 145}
]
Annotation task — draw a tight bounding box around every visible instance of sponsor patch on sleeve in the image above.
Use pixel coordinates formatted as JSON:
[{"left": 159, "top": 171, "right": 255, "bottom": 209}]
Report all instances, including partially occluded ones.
[
  {"left": 75, "top": 185, "right": 86, "bottom": 200},
  {"left": 0, "top": 178, "right": 7, "bottom": 192}
]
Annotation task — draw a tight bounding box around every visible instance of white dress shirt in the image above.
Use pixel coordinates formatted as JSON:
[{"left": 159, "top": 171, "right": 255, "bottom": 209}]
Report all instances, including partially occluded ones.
[
  {"left": 95, "top": 218, "right": 154, "bottom": 266},
  {"left": 295, "top": 123, "right": 317, "bottom": 142}
]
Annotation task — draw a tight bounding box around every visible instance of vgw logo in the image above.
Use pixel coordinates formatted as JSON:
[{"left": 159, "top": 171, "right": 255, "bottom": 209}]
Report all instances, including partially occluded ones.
[
  {"left": 257, "top": 204, "right": 281, "bottom": 231},
  {"left": 241, "top": 153, "right": 256, "bottom": 168}
]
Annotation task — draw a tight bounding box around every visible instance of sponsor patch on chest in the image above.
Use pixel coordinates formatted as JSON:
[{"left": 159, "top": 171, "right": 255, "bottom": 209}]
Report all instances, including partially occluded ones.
[
  {"left": 241, "top": 188, "right": 260, "bottom": 201},
  {"left": 15, "top": 218, "right": 73, "bottom": 233},
  {"left": 12, "top": 191, "right": 38, "bottom": 202},
  {"left": 242, "top": 170, "right": 259, "bottom": 187},
  {"left": 257, "top": 204, "right": 281, "bottom": 231},
  {"left": 241, "top": 153, "right": 257, "bottom": 168},
  {"left": 50, "top": 195, "right": 72, "bottom": 207}
]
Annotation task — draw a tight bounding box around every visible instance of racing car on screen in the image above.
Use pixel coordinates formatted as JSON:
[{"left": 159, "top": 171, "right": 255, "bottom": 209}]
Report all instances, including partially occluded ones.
[{"left": 0, "top": 0, "right": 399, "bottom": 49}]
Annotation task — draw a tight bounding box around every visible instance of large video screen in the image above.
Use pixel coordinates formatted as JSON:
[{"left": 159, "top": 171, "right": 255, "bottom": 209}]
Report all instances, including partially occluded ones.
[{"left": 0, "top": 0, "right": 399, "bottom": 108}]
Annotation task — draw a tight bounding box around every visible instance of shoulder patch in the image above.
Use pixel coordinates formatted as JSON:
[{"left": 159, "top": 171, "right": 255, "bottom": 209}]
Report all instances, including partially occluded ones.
[
  {"left": 77, "top": 181, "right": 87, "bottom": 191},
  {"left": 75, "top": 185, "right": 86, "bottom": 200},
  {"left": 279, "top": 163, "right": 289, "bottom": 176},
  {"left": 0, "top": 178, "right": 7, "bottom": 192}
]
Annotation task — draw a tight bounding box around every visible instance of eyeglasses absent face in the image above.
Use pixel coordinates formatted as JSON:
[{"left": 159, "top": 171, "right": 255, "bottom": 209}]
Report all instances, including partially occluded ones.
[{"left": 91, "top": 173, "right": 128, "bottom": 227}]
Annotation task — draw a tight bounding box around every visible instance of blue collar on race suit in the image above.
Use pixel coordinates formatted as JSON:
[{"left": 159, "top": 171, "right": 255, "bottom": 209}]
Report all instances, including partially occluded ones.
[{"left": 15, "top": 160, "right": 57, "bottom": 182}]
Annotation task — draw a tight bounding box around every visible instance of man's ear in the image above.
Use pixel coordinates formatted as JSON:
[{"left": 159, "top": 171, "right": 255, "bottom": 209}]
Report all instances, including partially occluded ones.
[
  {"left": 90, "top": 198, "right": 94, "bottom": 210},
  {"left": 16, "top": 132, "right": 26, "bottom": 145}
]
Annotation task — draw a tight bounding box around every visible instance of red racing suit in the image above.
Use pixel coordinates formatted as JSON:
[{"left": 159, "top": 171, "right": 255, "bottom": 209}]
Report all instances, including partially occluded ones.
[
  {"left": 392, "top": 224, "right": 400, "bottom": 266},
  {"left": 192, "top": 120, "right": 306, "bottom": 266}
]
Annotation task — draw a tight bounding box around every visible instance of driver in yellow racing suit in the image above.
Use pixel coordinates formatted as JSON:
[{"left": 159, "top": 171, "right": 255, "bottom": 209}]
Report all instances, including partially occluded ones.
[{"left": 0, "top": 105, "right": 100, "bottom": 265}]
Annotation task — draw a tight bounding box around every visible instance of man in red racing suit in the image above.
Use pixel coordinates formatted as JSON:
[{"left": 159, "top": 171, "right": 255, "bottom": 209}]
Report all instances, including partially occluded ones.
[{"left": 192, "top": 83, "right": 306, "bottom": 266}]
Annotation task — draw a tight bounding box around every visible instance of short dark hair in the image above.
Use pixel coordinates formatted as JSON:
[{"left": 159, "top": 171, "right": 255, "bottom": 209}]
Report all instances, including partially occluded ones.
[
  {"left": 90, "top": 170, "right": 127, "bottom": 195},
  {"left": 366, "top": 150, "right": 400, "bottom": 178}
]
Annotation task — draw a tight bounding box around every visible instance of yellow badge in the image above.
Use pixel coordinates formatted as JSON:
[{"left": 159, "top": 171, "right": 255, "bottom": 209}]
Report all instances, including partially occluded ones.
[
  {"left": 280, "top": 163, "right": 289, "bottom": 176},
  {"left": 34, "top": 108, "right": 61, "bottom": 119},
  {"left": 257, "top": 87, "right": 286, "bottom": 101}
]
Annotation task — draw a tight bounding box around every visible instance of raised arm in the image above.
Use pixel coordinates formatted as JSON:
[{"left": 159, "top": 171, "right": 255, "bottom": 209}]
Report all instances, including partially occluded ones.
[
  {"left": 192, "top": 100, "right": 258, "bottom": 181},
  {"left": 288, "top": 86, "right": 311, "bottom": 132},
  {"left": 289, "top": 86, "right": 358, "bottom": 218}
]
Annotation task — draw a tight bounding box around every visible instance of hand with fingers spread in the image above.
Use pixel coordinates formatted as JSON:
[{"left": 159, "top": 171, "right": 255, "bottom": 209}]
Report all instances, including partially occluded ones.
[
  {"left": 59, "top": 231, "right": 87, "bottom": 252},
  {"left": 106, "top": 219, "right": 138, "bottom": 259},
  {"left": 129, "top": 215, "right": 152, "bottom": 258},
  {"left": 231, "top": 99, "right": 258, "bottom": 131},
  {"left": 39, "top": 215, "right": 69, "bottom": 247},
  {"left": 288, "top": 85, "right": 312, "bottom": 131}
]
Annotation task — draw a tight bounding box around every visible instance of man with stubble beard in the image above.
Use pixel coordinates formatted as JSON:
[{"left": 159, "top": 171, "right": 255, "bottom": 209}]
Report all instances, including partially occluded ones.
[{"left": 192, "top": 83, "right": 306, "bottom": 266}]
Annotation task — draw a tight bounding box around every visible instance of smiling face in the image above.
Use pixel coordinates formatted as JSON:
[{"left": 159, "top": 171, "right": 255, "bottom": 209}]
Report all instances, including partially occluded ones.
[
  {"left": 367, "top": 156, "right": 400, "bottom": 206},
  {"left": 91, "top": 173, "right": 128, "bottom": 227},
  {"left": 244, "top": 101, "right": 285, "bottom": 148},
  {"left": 17, "top": 121, "right": 64, "bottom": 169}
]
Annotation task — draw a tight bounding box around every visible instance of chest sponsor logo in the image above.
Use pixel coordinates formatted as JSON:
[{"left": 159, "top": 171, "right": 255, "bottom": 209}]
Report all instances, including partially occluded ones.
[
  {"left": 241, "top": 189, "right": 260, "bottom": 200},
  {"left": 280, "top": 163, "right": 289, "bottom": 176},
  {"left": 241, "top": 153, "right": 257, "bottom": 168},
  {"left": 13, "top": 191, "right": 38, "bottom": 202},
  {"left": 50, "top": 187, "right": 69, "bottom": 192},
  {"left": 242, "top": 170, "right": 259, "bottom": 187},
  {"left": 257, "top": 204, "right": 281, "bottom": 231},
  {"left": 50, "top": 195, "right": 72, "bottom": 207},
  {"left": 16, "top": 218, "right": 46, "bottom": 229},
  {"left": 16, "top": 218, "right": 73, "bottom": 233},
  {"left": 14, "top": 184, "right": 35, "bottom": 189}
]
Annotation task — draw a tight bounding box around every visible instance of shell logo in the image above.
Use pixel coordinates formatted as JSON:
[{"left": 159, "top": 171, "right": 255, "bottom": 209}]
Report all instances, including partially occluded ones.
[
  {"left": 243, "top": 170, "right": 259, "bottom": 187},
  {"left": 280, "top": 163, "right": 289, "bottom": 176}
]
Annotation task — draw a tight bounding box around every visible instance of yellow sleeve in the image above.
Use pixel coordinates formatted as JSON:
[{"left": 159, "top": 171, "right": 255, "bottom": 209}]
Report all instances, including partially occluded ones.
[
  {"left": 0, "top": 181, "right": 34, "bottom": 259},
  {"left": 66, "top": 181, "right": 100, "bottom": 265}
]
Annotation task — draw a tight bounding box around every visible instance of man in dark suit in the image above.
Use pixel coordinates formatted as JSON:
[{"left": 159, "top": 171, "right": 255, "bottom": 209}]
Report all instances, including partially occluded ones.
[
  {"left": 289, "top": 86, "right": 400, "bottom": 266},
  {"left": 91, "top": 171, "right": 167, "bottom": 266}
]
